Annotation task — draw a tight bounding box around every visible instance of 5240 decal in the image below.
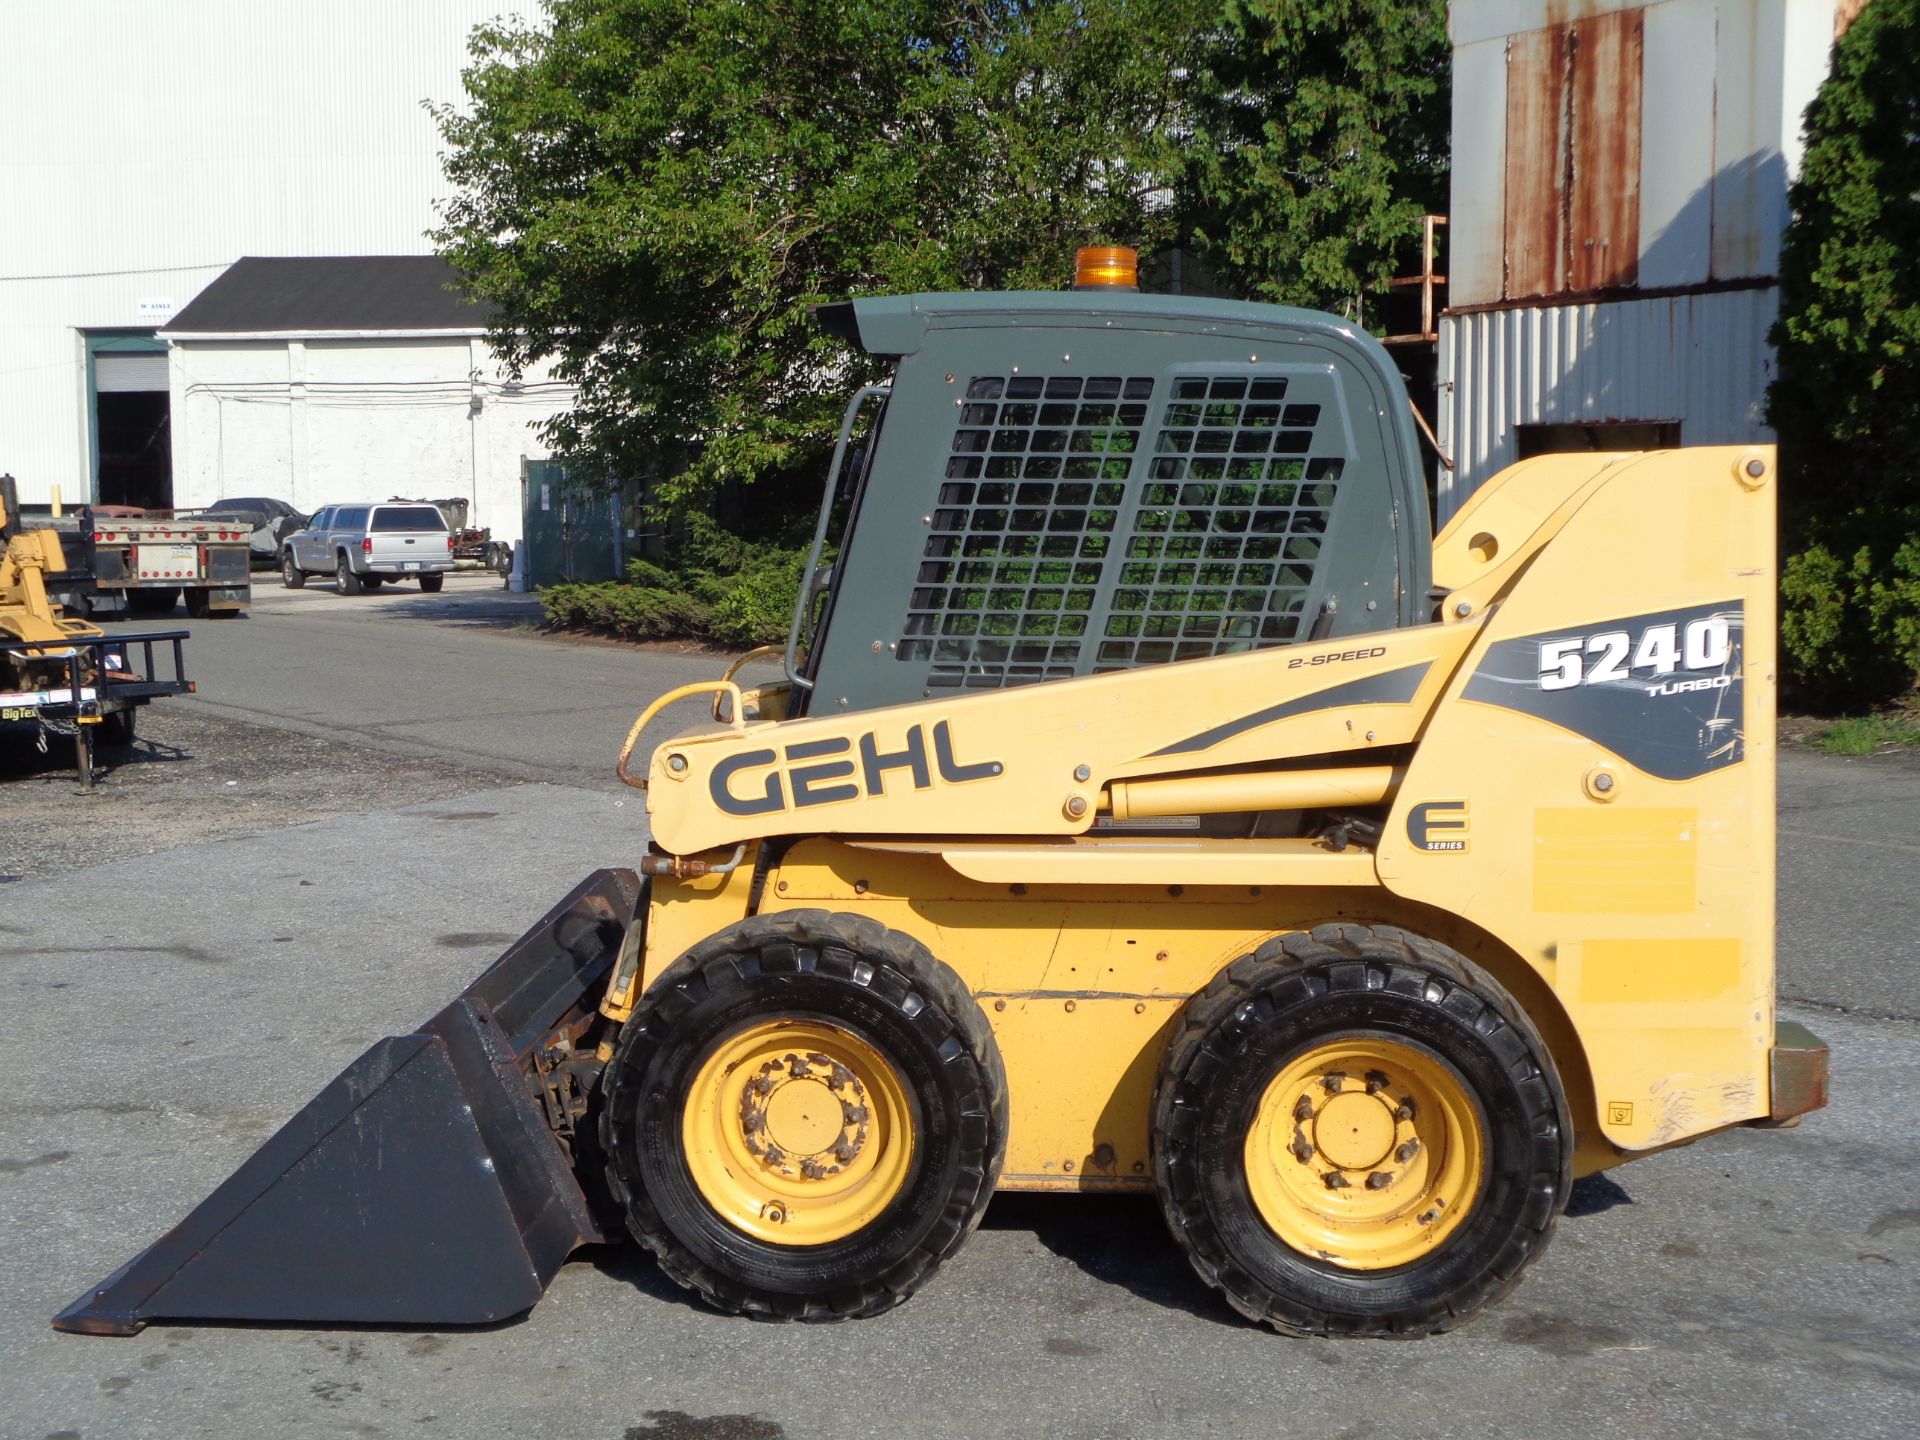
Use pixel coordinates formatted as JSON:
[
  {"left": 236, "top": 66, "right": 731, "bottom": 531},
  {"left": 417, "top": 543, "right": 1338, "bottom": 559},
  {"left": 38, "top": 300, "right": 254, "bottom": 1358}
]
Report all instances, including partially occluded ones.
[
  {"left": 1460, "top": 601, "right": 1746, "bottom": 782},
  {"left": 1536, "top": 615, "right": 1732, "bottom": 693}
]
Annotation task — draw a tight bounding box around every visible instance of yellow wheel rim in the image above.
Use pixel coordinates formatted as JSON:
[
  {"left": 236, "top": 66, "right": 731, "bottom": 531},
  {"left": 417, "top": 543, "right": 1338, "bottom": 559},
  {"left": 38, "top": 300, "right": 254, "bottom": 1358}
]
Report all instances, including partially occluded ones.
[
  {"left": 1243, "top": 1036, "right": 1486, "bottom": 1270},
  {"left": 683, "top": 1018, "right": 914, "bottom": 1246}
]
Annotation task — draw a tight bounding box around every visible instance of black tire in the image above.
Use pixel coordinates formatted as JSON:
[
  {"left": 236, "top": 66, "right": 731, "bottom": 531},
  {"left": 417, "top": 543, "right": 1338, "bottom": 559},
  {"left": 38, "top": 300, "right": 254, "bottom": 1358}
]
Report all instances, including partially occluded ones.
[
  {"left": 1152, "top": 924, "right": 1571, "bottom": 1338},
  {"left": 184, "top": 587, "right": 211, "bottom": 618},
  {"left": 335, "top": 556, "right": 364, "bottom": 596},
  {"left": 600, "top": 909, "right": 1008, "bottom": 1320},
  {"left": 128, "top": 587, "right": 179, "bottom": 617},
  {"left": 418, "top": 573, "right": 444, "bottom": 593},
  {"left": 281, "top": 552, "right": 305, "bottom": 589},
  {"left": 99, "top": 707, "right": 137, "bottom": 749}
]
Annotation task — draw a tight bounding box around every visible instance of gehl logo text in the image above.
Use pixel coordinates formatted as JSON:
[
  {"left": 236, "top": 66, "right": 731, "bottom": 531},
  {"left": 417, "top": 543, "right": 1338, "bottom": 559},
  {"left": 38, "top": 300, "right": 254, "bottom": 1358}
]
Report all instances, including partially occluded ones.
[{"left": 710, "top": 720, "right": 1004, "bottom": 816}]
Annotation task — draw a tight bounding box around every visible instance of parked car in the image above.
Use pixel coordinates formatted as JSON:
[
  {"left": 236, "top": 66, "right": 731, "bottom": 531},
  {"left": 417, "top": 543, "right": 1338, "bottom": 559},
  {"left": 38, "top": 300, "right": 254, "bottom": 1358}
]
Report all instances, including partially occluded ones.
[
  {"left": 183, "top": 496, "right": 307, "bottom": 566},
  {"left": 279, "top": 502, "right": 455, "bottom": 595}
]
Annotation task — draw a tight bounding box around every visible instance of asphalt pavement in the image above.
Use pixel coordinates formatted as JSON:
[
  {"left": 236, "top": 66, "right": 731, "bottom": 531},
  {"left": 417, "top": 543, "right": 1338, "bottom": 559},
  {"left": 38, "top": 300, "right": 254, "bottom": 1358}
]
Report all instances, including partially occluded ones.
[
  {"left": 146, "top": 573, "right": 728, "bottom": 788},
  {"left": 0, "top": 573, "right": 1914, "bottom": 1440}
]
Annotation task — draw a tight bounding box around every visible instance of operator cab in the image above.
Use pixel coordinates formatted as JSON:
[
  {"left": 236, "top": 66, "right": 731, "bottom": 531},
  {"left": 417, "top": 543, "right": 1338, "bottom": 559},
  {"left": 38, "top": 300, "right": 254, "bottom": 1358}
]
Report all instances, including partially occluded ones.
[{"left": 788, "top": 248, "right": 1431, "bottom": 718}]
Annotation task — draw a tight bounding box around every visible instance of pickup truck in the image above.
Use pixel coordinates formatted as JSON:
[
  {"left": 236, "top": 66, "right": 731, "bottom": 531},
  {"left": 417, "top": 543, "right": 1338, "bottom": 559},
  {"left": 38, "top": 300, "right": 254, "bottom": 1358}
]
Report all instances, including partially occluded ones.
[{"left": 278, "top": 502, "right": 455, "bottom": 595}]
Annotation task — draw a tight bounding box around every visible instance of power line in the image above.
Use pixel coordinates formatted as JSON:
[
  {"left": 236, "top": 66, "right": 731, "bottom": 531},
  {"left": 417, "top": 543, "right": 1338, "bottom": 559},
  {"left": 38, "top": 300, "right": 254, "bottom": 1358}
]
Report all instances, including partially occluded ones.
[{"left": 0, "top": 261, "right": 232, "bottom": 283}]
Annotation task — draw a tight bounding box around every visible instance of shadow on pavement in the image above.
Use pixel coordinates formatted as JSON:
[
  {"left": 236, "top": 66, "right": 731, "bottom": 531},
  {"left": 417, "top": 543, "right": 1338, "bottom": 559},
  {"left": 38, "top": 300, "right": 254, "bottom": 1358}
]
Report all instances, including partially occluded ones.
[
  {"left": 0, "top": 731, "right": 193, "bottom": 783},
  {"left": 1564, "top": 1172, "right": 1634, "bottom": 1218},
  {"left": 983, "top": 1192, "right": 1249, "bottom": 1326}
]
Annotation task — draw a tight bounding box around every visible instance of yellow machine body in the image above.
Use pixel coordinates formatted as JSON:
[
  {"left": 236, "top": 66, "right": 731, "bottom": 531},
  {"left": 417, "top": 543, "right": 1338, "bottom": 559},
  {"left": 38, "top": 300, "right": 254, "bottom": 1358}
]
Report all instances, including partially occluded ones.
[
  {"left": 1, "top": 490, "right": 102, "bottom": 649},
  {"left": 610, "top": 446, "right": 1793, "bottom": 1185}
]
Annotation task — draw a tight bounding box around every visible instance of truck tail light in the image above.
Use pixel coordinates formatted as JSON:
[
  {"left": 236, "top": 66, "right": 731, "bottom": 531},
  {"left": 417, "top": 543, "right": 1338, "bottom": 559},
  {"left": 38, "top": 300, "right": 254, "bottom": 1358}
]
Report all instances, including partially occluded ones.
[
  {"left": 361, "top": 536, "right": 373, "bottom": 555},
  {"left": 447, "top": 534, "right": 456, "bottom": 552}
]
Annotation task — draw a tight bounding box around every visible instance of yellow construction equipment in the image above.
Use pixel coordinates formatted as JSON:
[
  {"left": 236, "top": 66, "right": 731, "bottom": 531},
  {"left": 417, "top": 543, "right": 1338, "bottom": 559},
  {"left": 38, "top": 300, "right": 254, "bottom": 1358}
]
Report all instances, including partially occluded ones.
[
  {"left": 2, "top": 476, "right": 194, "bottom": 787},
  {"left": 57, "top": 256, "right": 1825, "bottom": 1339}
]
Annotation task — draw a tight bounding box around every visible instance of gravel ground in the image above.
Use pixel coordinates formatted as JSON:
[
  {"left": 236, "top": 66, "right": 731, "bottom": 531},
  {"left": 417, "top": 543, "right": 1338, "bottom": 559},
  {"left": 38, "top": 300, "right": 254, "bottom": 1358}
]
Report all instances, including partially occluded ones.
[{"left": 0, "top": 702, "right": 507, "bottom": 880}]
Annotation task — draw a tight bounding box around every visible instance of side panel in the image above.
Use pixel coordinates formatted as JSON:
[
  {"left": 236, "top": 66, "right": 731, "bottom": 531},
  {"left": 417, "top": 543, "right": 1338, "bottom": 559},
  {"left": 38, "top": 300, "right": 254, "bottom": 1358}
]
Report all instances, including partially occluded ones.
[
  {"left": 1379, "top": 447, "right": 1776, "bottom": 1150},
  {"left": 748, "top": 840, "right": 1617, "bottom": 1187},
  {"left": 757, "top": 841, "right": 1396, "bottom": 1190}
]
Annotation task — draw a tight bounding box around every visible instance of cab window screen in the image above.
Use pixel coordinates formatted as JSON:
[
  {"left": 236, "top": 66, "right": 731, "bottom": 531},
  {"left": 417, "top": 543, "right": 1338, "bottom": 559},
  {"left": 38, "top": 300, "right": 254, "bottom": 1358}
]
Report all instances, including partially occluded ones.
[
  {"left": 1098, "top": 376, "right": 1343, "bottom": 668},
  {"left": 903, "top": 374, "right": 1153, "bottom": 689},
  {"left": 372, "top": 506, "right": 447, "bottom": 532}
]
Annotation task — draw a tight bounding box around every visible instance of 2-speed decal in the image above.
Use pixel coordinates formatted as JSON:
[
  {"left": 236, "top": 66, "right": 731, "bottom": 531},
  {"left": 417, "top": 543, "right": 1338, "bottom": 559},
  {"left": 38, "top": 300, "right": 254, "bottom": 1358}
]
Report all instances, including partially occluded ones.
[
  {"left": 1146, "top": 661, "right": 1433, "bottom": 758},
  {"left": 1460, "top": 601, "right": 1744, "bottom": 781}
]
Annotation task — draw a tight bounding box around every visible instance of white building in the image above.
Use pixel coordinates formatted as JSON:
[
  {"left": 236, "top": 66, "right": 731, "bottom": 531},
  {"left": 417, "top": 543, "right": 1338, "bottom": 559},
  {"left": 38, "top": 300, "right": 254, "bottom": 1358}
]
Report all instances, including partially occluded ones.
[
  {"left": 163, "top": 257, "right": 572, "bottom": 542},
  {"left": 1435, "top": 0, "right": 1868, "bottom": 519},
  {"left": 0, "top": 0, "right": 561, "bottom": 542}
]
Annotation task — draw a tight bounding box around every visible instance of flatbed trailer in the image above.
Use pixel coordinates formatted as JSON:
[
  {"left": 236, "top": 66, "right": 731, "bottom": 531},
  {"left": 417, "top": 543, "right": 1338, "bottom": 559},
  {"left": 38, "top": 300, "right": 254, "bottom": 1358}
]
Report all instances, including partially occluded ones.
[
  {"left": 43, "top": 512, "right": 252, "bottom": 619},
  {"left": 0, "top": 629, "right": 195, "bottom": 788}
]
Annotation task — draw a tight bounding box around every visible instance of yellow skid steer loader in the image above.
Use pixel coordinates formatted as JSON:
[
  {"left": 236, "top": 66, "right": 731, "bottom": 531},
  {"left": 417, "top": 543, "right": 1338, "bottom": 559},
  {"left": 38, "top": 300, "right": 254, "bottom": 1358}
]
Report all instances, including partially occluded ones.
[{"left": 56, "top": 251, "right": 1826, "bottom": 1339}]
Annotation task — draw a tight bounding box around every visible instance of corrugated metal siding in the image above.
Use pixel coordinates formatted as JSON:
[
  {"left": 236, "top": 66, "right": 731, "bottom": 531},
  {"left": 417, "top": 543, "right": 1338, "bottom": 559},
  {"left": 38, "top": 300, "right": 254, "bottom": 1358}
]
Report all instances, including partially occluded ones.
[
  {"left": 1566, "top": 7, "right": 1644, "bottom": 292},
  {"left": 1449, "top": 38, "right": 1511, "bottom": 308},
  {"left": 1434, "top": 286, "right": 1780, "bottom": 518},
  {"left": 1498, "top": 7, "right": 1646, "bottom": 303},
  {"left": 1449, "top": 1, "right": 1841, "bottom": 310},
  {"left": 1502, "top": 26, "right": 1571, "bottom": 300},
  {"left": 0, "top": 0, "right": 509, "bottom": 503}
]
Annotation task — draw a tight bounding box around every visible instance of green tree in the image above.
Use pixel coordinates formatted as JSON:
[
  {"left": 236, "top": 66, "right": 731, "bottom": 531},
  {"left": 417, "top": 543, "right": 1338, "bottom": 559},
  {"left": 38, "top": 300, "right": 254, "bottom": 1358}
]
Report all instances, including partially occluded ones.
[
  {"left": 1769, "top": 0, "right": 1920, "bottom": 704},
  {"left": 433, "top": 0, "right": 1198, "bottom": 508},
  {"left": 1179, "top": 0, "right": 1451, "bottom": 320}
]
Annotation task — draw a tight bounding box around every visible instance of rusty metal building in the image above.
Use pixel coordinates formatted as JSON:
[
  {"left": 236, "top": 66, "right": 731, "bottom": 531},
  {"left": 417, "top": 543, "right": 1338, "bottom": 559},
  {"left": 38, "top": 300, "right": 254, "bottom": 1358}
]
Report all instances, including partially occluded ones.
[{"left": 1435, "top": 0, "right": 1870, "bottom": 518}]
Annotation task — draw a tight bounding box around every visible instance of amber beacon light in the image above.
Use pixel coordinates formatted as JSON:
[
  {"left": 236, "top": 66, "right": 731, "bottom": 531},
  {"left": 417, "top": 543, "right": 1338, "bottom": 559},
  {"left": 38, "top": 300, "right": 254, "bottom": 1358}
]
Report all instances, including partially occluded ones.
[{"left": 1073, "top": 245, "right": 1138, "bottom": 290}]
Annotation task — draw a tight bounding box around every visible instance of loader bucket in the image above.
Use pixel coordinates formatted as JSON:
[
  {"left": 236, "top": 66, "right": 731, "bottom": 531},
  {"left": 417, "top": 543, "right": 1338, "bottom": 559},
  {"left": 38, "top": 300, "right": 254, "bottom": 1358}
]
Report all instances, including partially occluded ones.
[{"left": 52, "top": 868, "right": 642, "bottom": 1336}]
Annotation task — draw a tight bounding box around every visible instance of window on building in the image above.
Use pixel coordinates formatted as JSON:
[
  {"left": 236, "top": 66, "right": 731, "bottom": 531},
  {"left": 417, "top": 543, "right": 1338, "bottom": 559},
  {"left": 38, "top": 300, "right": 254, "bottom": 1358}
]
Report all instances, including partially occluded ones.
[{"left": 1514, "top": 422, "right": 1681, "bottom": 459}]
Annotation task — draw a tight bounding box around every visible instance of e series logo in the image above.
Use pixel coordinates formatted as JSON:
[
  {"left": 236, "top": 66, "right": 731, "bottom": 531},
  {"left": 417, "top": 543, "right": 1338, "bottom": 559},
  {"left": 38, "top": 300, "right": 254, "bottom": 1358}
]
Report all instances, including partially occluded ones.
[{"left": 1407, "top": 800, "right": 1470, "bottom": 853}]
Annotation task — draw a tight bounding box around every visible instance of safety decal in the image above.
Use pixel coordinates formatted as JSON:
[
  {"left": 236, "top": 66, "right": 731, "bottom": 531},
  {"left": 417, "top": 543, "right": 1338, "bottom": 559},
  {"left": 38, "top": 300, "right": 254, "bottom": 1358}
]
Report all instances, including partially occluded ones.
[{"left": 1461, "top": 601, "right": 1744, "bottom": 781}]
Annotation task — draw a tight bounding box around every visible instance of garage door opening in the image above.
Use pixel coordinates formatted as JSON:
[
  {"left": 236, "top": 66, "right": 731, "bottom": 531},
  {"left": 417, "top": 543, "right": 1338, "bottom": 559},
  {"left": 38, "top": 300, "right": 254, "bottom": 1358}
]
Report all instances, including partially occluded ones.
[{"left": 90, "top": 338, "right": 173, "bottom": 510}]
